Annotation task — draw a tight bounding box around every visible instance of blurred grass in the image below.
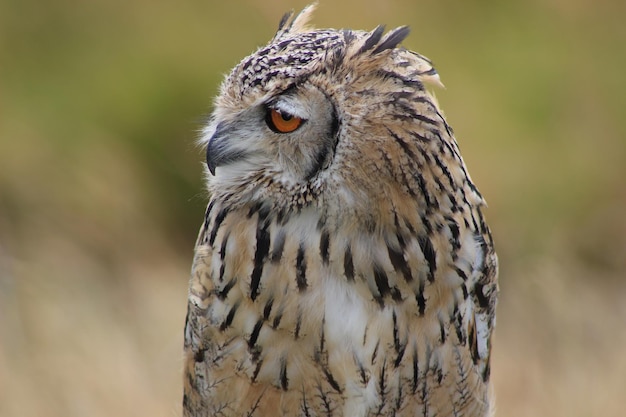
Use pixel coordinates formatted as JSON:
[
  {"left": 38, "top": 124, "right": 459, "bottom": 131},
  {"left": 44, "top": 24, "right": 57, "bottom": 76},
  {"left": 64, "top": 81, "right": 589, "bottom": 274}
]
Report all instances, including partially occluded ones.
[{"left": 1, "top": 0, "right": 625, "bottom": 416}]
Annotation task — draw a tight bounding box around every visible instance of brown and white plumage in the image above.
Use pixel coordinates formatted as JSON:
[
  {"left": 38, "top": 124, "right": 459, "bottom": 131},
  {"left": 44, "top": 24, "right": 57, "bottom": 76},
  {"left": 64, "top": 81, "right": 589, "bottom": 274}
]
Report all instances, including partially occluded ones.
[{"left": 183, "top": 6, "right": 498, "bottom": 417}]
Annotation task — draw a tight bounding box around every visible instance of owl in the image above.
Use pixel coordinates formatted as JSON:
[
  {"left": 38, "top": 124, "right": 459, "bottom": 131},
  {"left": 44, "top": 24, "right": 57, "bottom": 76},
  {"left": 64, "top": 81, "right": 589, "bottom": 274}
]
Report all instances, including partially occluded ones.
[{"left": 183, "top": 5, "right": 498, "bottom": 417}]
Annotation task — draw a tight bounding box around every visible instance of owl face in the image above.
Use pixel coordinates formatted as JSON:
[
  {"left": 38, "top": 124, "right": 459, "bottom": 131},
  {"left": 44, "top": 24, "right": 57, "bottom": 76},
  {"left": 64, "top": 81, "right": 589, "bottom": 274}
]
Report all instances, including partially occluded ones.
[
  {"left": 205, "top": 81, "right": 338, "bottom": 187},
  {"left": 202, "top": 10, "right": 467, "bottom": 232}
]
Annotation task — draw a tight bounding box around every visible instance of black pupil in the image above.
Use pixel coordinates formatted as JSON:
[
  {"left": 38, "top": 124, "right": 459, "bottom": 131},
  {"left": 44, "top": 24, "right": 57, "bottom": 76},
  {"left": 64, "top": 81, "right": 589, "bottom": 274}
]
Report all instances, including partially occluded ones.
[{"left": 279, "top": 111, "right": 292, "bottom": 121}]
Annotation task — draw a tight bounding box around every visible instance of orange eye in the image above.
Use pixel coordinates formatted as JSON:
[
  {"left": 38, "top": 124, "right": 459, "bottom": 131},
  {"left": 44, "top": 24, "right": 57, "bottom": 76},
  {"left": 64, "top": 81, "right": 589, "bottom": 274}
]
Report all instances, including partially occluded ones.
[{"left": 266, "top": 108, "right": 304, "bottom": 133}]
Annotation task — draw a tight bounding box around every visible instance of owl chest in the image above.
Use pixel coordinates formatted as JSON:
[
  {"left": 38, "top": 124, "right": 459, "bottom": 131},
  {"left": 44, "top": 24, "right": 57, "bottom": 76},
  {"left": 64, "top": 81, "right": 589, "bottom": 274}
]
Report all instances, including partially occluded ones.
[
  {"left": 195, "top": 210, "right": 378, "bottom": 379},
  {"left": 189, "top": 204, "right": 484, "bottom": 415}
]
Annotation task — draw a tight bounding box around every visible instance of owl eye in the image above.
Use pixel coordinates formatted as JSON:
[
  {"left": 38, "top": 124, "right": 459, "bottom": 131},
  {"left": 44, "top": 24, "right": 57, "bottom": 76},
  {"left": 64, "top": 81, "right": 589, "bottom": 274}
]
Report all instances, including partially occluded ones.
[{"left": 266, "top": 108, "right": 304, "bottom": 133}]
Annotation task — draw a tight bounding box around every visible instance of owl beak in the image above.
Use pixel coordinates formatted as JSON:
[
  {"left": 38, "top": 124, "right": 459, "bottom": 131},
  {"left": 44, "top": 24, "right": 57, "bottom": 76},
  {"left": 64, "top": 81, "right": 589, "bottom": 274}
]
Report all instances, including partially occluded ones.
[
  {"left": 206, "top": 124, "right": 247, "bottom": 175},
  {"left": 206, "top": 136, "right": 220, "bottom": 175}
]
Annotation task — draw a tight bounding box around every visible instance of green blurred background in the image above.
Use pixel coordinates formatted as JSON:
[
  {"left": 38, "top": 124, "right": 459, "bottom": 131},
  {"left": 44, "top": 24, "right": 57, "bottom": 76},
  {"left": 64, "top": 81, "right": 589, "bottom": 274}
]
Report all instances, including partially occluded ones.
[{"left": 1, "top": 0, "right": 625, "bottom": 416}]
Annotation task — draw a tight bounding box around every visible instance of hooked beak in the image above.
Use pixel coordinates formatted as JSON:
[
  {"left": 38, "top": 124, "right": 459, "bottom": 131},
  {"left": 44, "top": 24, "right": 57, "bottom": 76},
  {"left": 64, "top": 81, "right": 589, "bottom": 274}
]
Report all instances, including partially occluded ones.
[{"left": 206, "top": 123, "right": 248, "bottom": 175}]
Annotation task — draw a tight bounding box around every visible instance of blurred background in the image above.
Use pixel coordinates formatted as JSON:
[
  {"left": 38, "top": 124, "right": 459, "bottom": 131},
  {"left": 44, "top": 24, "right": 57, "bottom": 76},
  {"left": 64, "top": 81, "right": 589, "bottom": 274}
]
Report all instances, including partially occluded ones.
[{"left": 1, "top": 0, "right": 625, "bottom": 416}]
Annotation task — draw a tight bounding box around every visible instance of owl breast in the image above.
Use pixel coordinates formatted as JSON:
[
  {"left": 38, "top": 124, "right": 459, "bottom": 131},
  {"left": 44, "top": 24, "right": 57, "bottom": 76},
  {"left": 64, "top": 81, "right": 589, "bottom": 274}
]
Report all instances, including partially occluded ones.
[{"left": 185, "top": 195, "right": 492, "bottom": 417}]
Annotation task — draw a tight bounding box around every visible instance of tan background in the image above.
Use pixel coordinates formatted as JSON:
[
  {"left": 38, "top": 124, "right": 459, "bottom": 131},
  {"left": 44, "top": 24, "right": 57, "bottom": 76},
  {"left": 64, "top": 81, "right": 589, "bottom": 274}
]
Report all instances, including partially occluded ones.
[{"left": 1, "top": 0, "right": 625, "bottom": 416}]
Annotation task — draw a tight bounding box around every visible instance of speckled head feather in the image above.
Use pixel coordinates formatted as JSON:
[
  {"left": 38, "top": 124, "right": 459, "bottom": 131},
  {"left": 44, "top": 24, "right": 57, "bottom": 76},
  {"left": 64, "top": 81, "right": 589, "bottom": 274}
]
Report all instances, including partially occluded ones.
[
  {"left": 186, "top": 6, "right": 498, "bottom": 417},
  {"left": 204, "top": 16, "right": 449, "bottom": 217},
  {"left": 214, "top": 8, "right": 440, "bottom": 105}
]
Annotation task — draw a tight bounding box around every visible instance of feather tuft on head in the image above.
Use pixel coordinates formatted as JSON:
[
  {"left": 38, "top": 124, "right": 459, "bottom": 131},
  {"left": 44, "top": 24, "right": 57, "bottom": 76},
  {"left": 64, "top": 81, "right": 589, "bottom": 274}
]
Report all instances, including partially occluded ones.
[{"left": 273, "top": 3, "right": 318, "bottom": 41}]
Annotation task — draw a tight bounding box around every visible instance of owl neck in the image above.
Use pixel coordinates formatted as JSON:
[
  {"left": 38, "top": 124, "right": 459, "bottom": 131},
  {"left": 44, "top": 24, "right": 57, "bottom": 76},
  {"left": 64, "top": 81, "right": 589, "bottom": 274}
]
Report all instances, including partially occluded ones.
[{"left": 208, "top": 170, "right": 327, "bottom": 217}]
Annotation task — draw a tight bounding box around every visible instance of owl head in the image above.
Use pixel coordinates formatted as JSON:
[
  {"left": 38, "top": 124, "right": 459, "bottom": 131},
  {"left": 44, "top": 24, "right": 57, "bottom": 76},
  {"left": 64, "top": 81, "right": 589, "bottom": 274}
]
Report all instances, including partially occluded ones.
[{"left": 202, "top": 5, "right": 478, "bottom": 230}]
